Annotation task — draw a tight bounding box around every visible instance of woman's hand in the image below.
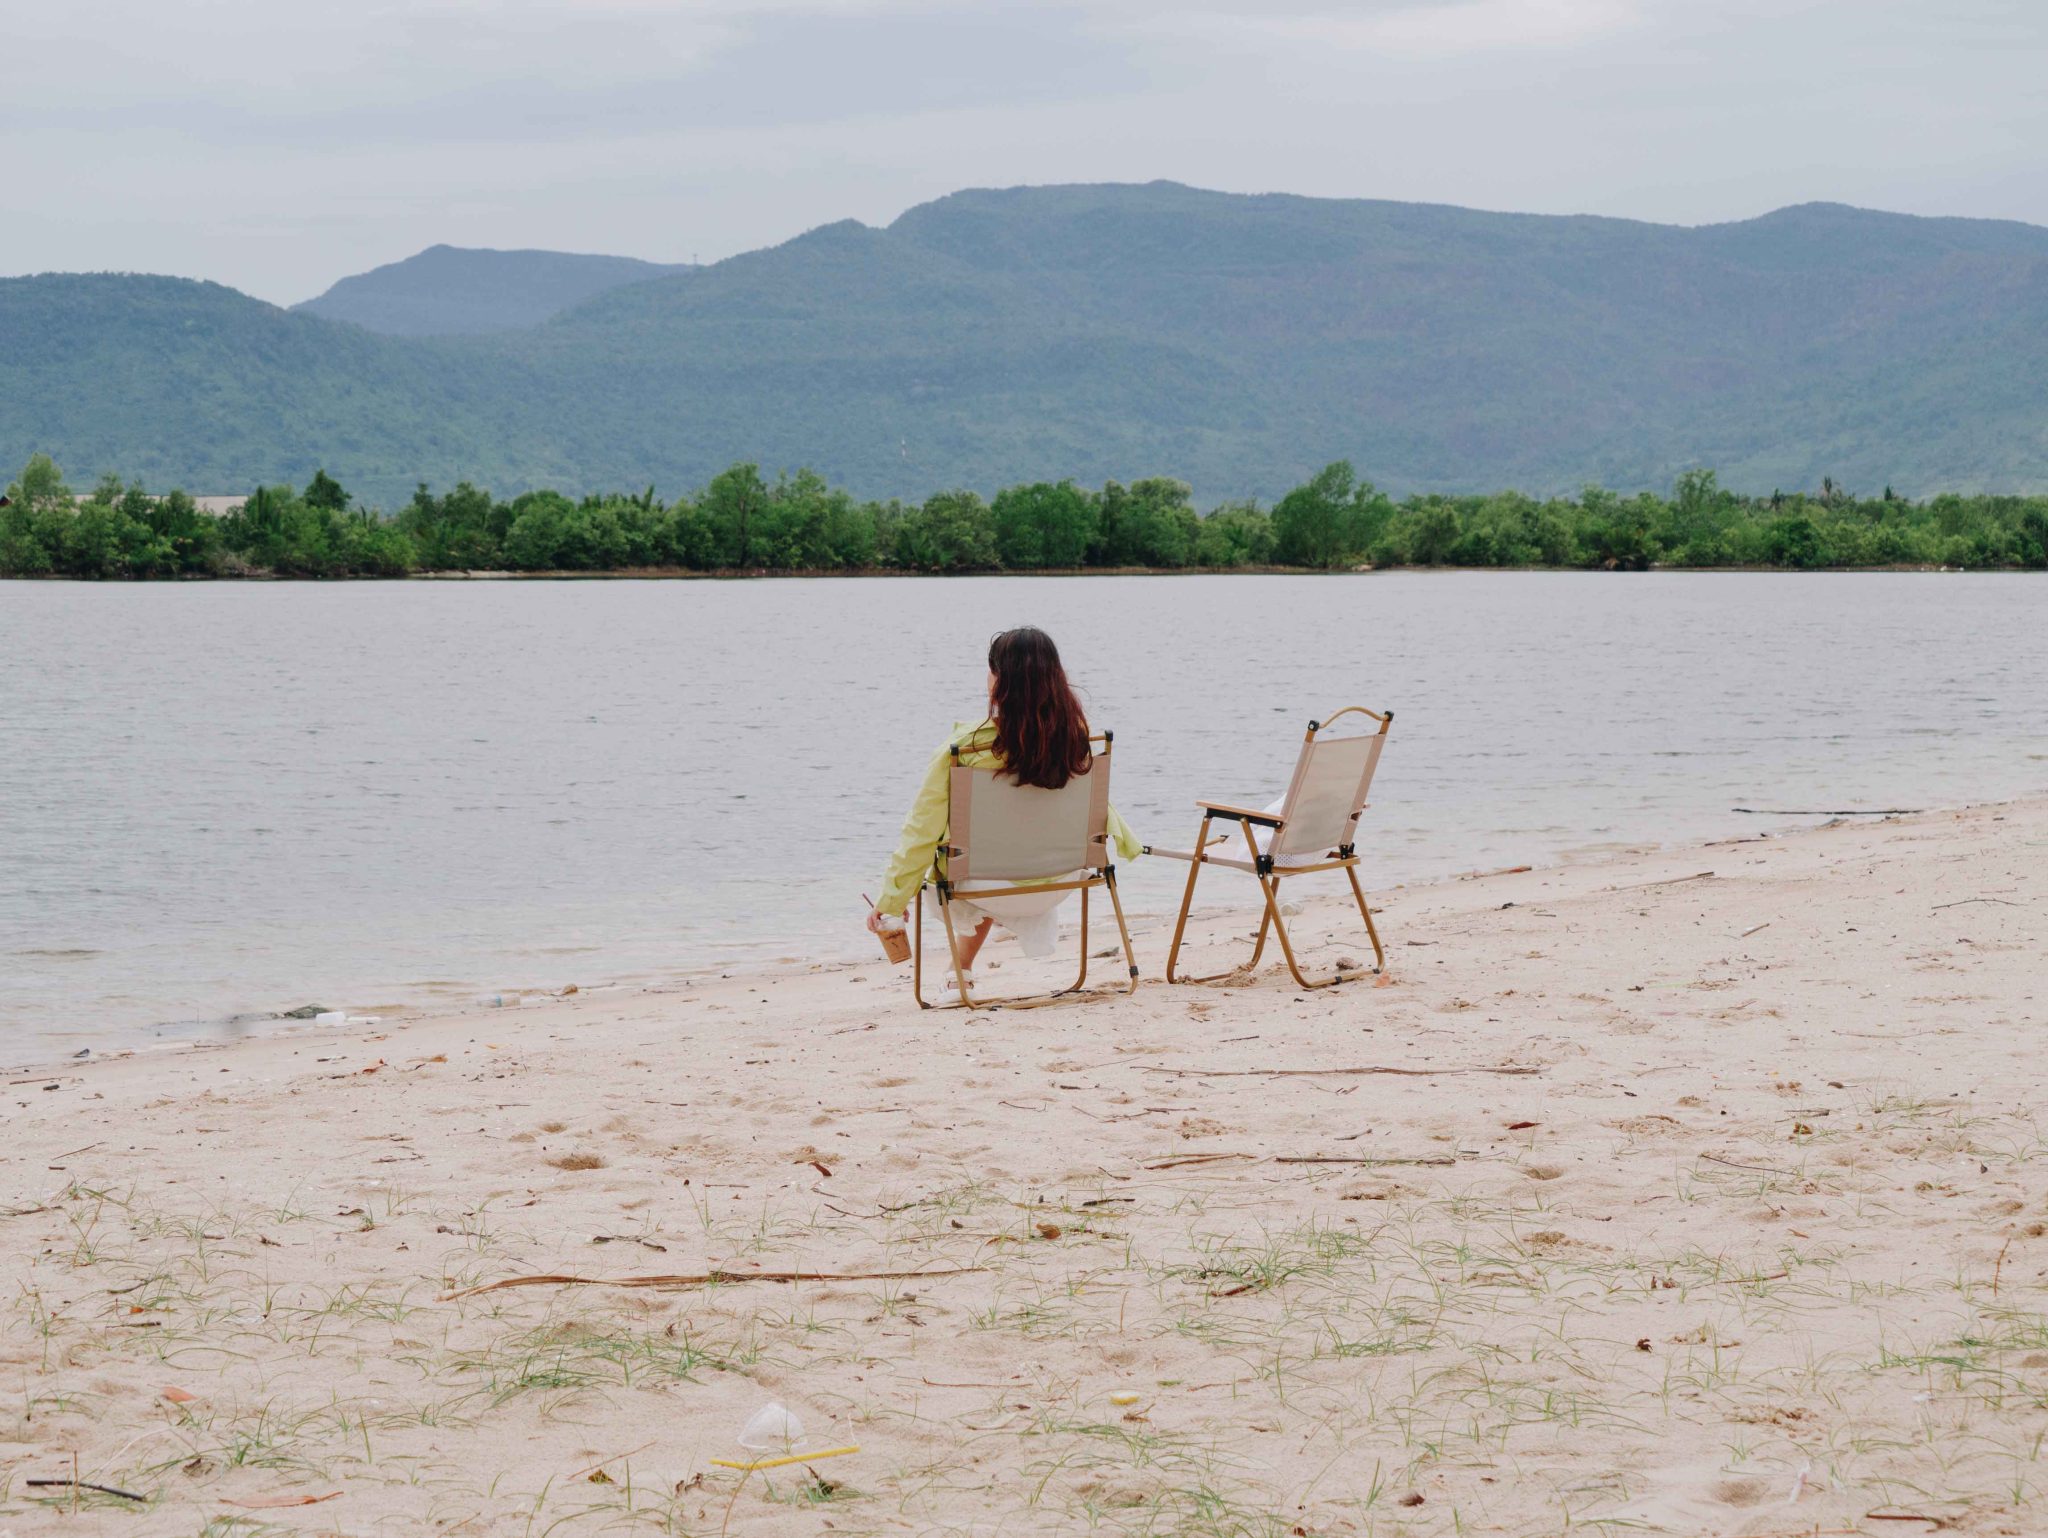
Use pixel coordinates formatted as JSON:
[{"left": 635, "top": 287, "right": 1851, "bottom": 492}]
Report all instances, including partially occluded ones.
[{"left": 865, "top": 906, "right": 891, "bottom": 935}]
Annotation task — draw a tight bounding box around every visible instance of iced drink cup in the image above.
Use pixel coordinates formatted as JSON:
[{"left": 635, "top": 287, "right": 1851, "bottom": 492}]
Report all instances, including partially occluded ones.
[{"left": 875, "top": 912, "right": 911, "bottom": 964}]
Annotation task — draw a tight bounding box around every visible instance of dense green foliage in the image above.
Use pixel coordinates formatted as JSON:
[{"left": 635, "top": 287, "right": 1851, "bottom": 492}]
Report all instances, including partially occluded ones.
[
  {"left": 293, "top": 245, "right": 695, "bottom": 336},
  {"left": 5, "top": 185, "right": 2046, "bottom": 506},
  {"left": 8, "top": 456, "right": 2045, "bottom": 579}
]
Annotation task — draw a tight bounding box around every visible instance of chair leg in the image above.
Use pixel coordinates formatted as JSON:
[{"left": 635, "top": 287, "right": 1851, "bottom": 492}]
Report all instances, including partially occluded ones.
[
  {"left": 1264, "top": 864, "right": 1388, "bottom": 989},
  {"left": 1166, "top": 823, "right": 1379, "bottom": 992},
  {"left": 938, "top": 894, "right": 979, "bottom": 1007},
  {"left": 913, "top": 887, "right": 930, "bottom": 1009},
  {"left": 1171, "top": 815, "right": 1296, "bottom": 984},
  {"left": 919, "top": 878, "right": 1134, "bottom": 1011},
  {"left": 1346, "top": 863, "right": 1386, "bottom": 974},
  {"left": 1070, "top": 883, "right": 1091, "bottom": 995},
  {"left": 1163, "top": 815, "right": 1210, "bottom": 984},
  {"left": 1105, "top": 867, "right": 1140, "bottom": 995},
  {"left": 1263, "top": 872, "right": 1359, "bottom": 991}
]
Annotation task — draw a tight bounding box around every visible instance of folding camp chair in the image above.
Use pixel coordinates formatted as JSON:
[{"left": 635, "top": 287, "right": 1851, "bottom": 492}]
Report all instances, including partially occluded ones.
[
  {"left": 912, "top": 731, "right": 1140, "bottom": 1010},
  {"left": 1147, "top": 707, "right": 1392, "bottom": 989}
]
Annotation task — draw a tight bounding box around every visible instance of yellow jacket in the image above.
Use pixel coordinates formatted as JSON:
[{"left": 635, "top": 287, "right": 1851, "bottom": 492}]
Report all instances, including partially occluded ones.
[{"left": 876, "top": 718, "right": 1141, "bottom": 915}]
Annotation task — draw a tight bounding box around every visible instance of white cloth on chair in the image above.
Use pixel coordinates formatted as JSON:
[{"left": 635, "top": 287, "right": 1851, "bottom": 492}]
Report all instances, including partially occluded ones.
[
  {"left": 1212, "top": 796, "right": 1329, "bottom": 869},
  {"left": 949, "top": 875, "right": 1084, "bottom": 959}
]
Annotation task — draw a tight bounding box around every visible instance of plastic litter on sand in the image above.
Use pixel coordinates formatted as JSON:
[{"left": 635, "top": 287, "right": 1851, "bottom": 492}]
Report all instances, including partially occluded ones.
[{"left": 737, "top": 1402, "right": 804, "bottom": 1453}]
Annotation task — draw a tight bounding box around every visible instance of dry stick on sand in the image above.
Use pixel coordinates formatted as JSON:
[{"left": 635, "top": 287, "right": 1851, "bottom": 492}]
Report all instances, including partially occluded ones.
[
  {"left": 1142, "top": 1065, "right": 1541, "bottom": 1080},
  {"left": 1932, "top": 897, "right": 2024, "bottom": 910},
  {"left": 1700, "top": 1153, "right": 1794, "bottom": 1177},
  {"left": 1609, "top": 870, "right": 1716, "bottom": 893},
  {"left": 569, "top": 1440, "right": 657, "bottom": 1481},
  {"left": 1276, "top": 1155, "right": 1457, "bottom": 1167},
  {"left": 441, "top": 1265, "right": 986, "bottom": 1301},
  {"left": 1733, "top": 807, "right": 1924, "bottom": 816},
  {"left": 26, "top": 1479, "right": 146, "bottom": 1502},
  {"left": 1143, "top": 1152, "right": 1257, "bottom": 1170}
]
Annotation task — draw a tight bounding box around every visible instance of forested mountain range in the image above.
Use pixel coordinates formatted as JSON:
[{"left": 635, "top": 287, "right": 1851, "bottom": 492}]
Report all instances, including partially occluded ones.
[
  {"left": 293, "top": 245, "right": 696, "bottom": 335},
  {"left": 4, "top": 182, "right": 2044, "bottom": 504}
]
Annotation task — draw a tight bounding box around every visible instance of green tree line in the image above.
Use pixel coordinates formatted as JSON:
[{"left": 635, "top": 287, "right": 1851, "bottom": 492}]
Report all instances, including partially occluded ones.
[{"left": 5, "top": 455, "right": 2046, "bottom": 579}]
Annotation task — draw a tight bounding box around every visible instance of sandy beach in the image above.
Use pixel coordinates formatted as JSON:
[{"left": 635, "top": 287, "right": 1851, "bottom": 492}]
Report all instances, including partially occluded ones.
[{"left": 3, "top": 798, "right": 2044, "bottom": 1535}]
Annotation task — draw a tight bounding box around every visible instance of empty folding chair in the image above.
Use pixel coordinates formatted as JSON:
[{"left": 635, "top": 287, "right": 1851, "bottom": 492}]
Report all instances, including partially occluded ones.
[{"left": 1147, "top": 707, "right": 1392, "bottom": 989}]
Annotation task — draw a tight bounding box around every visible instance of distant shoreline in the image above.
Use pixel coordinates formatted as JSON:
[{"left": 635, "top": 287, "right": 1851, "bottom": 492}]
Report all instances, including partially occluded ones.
[
  {"left": 10, "top": 453, "right": 2047, "bottom": 579},
  {"left": 4, "top": 561, "right": 2028, "bottom": 583}
]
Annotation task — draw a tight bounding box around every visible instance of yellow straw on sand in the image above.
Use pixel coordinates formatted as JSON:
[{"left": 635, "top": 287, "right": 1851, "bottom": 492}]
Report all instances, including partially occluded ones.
[{"left": 709, "top": 1445, "right": 859, "bottom": 1472}]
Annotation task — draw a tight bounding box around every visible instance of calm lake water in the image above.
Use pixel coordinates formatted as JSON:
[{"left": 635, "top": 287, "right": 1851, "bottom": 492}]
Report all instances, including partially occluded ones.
[{"left": 3, "top": 573, "right": 2044, "bottom": 1061}]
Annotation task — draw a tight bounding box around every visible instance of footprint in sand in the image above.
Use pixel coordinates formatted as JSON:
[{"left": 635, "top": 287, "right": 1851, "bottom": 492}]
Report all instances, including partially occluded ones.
[
  {"left": 1610, "top": 1114, "right": 1685, "bottom": 1137},
  {"left": 1710, "top": 1477, "right": 1769, "bottom": 1508},
  {"left": 1523, "top": 1163, "right": 1565, "bottom": 1181}
]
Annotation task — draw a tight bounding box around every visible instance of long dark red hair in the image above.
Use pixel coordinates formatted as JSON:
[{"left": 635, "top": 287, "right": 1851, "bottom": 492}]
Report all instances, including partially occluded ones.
[{"left": 988, "top": 627, "right": 1093, "bottom": 790}]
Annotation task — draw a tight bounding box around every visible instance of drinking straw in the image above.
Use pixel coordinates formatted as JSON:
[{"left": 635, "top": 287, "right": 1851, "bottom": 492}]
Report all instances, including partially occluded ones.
[{"left": 710, "top": 1445, "right": 860, "bottom": 1471}]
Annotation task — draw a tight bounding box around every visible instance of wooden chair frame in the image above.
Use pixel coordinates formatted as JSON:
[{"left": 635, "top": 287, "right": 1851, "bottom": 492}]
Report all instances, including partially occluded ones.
[
  {"left": 912, "top": 732, "right": 1139, "bottom": 1011},
  {"left": 1149, "top": 707, "right": 1392, "bottom": 990}
]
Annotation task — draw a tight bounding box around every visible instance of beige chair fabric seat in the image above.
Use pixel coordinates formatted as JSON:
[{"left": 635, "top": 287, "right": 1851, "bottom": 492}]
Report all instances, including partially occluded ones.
[{"left": 913, "top": 732, "right": 1139, "bottom": 1009}]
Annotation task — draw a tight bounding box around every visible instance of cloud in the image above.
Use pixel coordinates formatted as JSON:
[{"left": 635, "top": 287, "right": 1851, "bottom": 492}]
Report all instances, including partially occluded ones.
[
  {"left": 1092, "top": 0, "right": 1645, "bottom": 56},
  {"left": 1347, "top": 0, "right": 1642, "bottom": 53},
  {"left": 0, "top": 1, "right": 1138, "bottom": 148},
  {"left": 0, "top": 0, "right": 2041, "bottom": 303}
]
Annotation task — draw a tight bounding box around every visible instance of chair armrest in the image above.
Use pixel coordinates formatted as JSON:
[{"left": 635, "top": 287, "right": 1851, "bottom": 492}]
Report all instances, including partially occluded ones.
[{"left": 1197, "top": 800, "right": 1284, "bottom": 827}]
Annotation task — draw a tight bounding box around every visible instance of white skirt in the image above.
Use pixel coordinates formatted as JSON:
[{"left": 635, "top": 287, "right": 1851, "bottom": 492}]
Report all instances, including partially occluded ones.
[{"left": 949, "top": 874, "right": 1084, "bottom": 959}]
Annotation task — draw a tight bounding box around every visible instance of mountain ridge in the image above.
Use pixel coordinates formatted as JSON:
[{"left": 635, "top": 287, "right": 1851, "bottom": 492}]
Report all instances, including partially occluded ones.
[
  {"left": 293, "top": 244, "right": 696, "bottom": 335},
  {"left": 5, "top": 182, "right": 2045, "bottom": 504}
]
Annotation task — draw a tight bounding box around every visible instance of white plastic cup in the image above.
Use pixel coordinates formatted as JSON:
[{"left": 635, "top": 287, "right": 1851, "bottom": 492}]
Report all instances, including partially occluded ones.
[{"left": 737, "top": 1402, "right": 805, "bottom": 1453}]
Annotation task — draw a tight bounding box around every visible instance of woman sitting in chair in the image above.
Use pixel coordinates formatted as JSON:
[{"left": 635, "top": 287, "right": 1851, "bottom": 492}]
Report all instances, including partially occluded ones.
[{"left": 866, "top": 627, "right": 1140, "bottom": 988}]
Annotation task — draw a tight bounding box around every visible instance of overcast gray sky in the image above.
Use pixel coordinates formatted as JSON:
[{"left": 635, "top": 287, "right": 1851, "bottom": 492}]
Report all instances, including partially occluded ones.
[{"left": 3, "top": 0, "right": 2043, "bottom": 304}]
